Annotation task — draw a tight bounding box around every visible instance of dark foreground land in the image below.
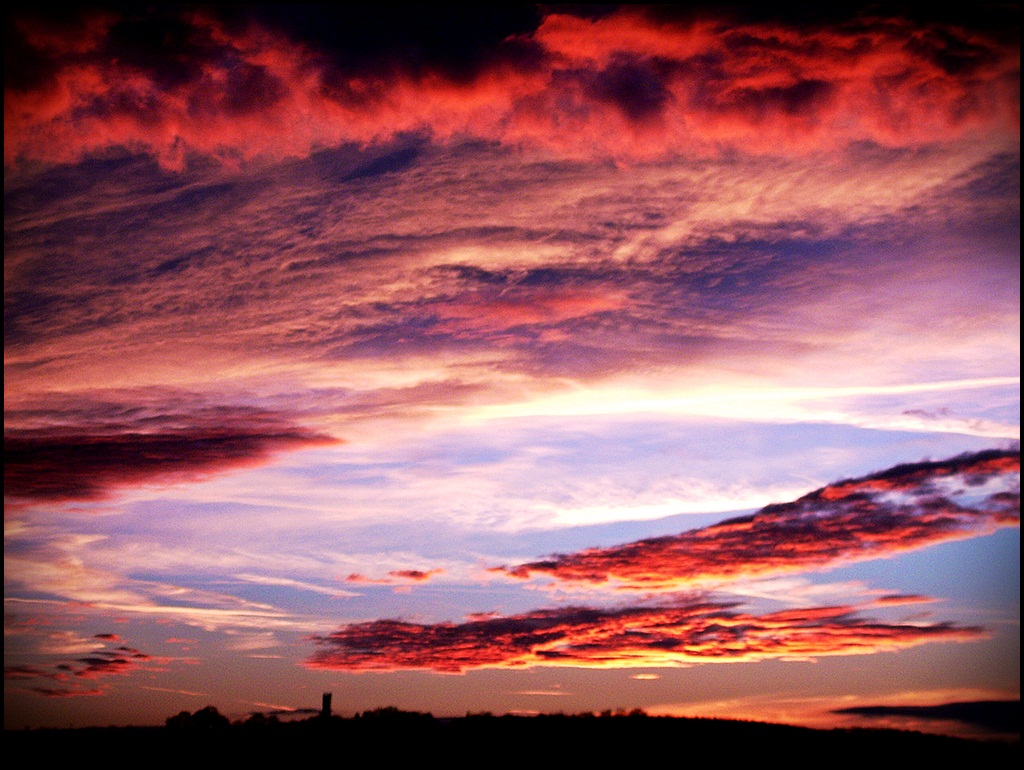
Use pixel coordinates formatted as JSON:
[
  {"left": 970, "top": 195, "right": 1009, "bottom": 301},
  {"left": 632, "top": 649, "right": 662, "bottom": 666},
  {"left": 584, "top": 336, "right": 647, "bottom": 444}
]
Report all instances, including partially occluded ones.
[{"left": 7, "top": 710, "right": 1020, "bottom": 764}]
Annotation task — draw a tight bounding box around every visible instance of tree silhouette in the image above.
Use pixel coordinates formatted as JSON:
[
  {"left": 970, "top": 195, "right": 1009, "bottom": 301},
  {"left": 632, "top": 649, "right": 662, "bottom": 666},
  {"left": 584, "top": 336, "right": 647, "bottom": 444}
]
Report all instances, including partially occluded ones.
[{"left": 165, "top": 705, "right": 230, "bottom": 731}]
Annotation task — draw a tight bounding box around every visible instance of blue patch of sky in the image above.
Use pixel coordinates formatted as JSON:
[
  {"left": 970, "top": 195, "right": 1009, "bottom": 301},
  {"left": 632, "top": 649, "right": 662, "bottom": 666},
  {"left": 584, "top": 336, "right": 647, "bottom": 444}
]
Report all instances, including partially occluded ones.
[{"left": 813, "top": 528, "right": 1020, "bottom": 614}]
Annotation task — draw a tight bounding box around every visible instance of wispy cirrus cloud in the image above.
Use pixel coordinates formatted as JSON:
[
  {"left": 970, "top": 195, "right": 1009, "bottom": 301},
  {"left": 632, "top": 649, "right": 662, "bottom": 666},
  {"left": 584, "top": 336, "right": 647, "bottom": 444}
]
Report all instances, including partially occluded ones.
[
  {"left": 232, "top": 573, "right": 359, "bottom": 599},
  {"left": 5, "top": 111, "right": 1015, "bottom": 419},
  {"left": 307, "top": 599, "right": 984, "bottom": 673},
  {"left": 3, "top": 548, "right": 311, "bottom": 635},
  {"left": 497, "top": 450, "right": 1019, "bottom": 590}
]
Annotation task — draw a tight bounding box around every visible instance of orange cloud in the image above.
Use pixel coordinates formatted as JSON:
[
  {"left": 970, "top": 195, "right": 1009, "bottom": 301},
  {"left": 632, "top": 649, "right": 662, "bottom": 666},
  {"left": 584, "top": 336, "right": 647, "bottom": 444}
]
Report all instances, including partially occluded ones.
[
  {"left": 5, "top": 7, "right": 1017, "bottom": 167},
  {"left": 499, "top": 450, "right": 1019, "bottom": 590},
  {"left": 307, "top": 599, "right": 984, "bottom": 673}
]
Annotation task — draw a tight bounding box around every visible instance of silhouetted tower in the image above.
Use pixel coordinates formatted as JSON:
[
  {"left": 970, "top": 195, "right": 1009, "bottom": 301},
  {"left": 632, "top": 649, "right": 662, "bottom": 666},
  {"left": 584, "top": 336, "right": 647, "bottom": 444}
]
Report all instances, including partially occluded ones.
[{"left": 321, "top": 692, "right": 332, "bottom": 718}]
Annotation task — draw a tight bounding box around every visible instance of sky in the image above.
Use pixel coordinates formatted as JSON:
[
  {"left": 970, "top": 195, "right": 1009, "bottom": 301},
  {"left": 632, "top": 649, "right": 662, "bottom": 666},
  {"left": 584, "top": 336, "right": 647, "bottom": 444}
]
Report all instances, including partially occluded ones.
[{"left": 3, "top": 3, "right": 1020, "bottom": 738}]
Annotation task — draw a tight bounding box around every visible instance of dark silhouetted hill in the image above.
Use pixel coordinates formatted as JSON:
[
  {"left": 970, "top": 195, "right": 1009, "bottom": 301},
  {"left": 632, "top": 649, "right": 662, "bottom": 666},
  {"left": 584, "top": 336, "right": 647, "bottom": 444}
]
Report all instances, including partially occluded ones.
[{"left": 6, "top": 709, "right": 1018, "bottom": 764}]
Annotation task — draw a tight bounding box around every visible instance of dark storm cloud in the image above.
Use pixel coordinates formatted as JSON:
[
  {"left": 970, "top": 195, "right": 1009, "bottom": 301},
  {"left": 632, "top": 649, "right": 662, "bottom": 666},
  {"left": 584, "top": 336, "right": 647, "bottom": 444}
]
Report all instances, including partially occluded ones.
[
  {"left": 585, "top": 55, "right": 674, "bottom": 123},
  {"left": 499, "top": 450, "right": 1020, "bottom": 589},
  {"left": 234, "top": 4, "right": 544, "bottom": 80}
]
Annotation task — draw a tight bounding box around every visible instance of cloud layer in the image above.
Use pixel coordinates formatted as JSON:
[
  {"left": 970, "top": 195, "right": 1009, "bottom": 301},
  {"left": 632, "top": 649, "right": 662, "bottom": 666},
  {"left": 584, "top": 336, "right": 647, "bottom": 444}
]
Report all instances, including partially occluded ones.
[
  {"left": 308, "top": 598, "right": 983, "bottom": 673},
  {"left": 4, "top": 392, "right": 337, "bottom": 506},
  {"left": 4, "top": 633, "right": 157, "bottom": 698},
  {"left": 309, "top": 450, "right": 1015, "bottom": 673},
  {"left": 5, "top": 6, "right": 1018, "bottom": 167},
  {"left": 499, "top": 450, "right": 1020, "bottom": 589},
  {"left": 833, "top": 699, "right": 1020, "bottom": 736}
]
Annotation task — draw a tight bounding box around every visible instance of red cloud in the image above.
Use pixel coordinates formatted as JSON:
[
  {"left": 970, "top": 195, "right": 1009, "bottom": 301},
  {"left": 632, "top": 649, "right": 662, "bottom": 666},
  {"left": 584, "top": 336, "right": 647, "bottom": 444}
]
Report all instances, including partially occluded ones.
[
  {"left": 307, "top": 599, "right": 984, "bottom": 673},
  {"left": 433, "top": 290, "right": 625, "bottom": 337},
  {"left": 498, "top": 450, "right": 1019, "bottom": 590},
  {"left": 346, "top": 569, "right": 444, "bottom": 584},
  {"left": 5, "top": 7, "right": 1017, "bottom": 167},
  {"left": 4, "top": 394, "right": 338, "bottom": 506},
  {"left": 388, "top": 569, "right": 444, "bottom": 582},
  {"left": 73, "top": 647, "right": 153, "bottom": 680},
  {"left": 31, "top": 687, "right": 106, "bottom": 698},
  {"left": 5, "top": 637, "right": 159, "bottom": 697},
  {"left": 3, "top": 665, "right": 54, "bottom": 680},
  {"left": 871, "top": 594, "right": 938, "bottom": 607}
]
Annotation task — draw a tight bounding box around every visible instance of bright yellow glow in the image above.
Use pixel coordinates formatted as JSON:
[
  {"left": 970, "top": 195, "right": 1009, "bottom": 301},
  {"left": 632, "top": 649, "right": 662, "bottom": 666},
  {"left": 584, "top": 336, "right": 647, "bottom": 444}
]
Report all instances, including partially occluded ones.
[{"left": 463, "top": 376, "right": 1020, "bottom": 438}]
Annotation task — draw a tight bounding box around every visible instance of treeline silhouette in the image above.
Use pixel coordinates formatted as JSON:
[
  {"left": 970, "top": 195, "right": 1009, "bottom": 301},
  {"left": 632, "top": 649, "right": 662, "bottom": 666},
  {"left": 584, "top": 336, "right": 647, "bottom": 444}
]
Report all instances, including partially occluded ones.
[{"left": 8, "top": 706, "right": 1018, "bottom": 764}]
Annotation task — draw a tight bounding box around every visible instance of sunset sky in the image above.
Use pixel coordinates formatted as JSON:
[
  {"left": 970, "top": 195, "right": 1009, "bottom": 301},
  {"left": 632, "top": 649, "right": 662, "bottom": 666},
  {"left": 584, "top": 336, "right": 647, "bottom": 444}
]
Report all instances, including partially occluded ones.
[{"left": 4, "top": 4, "right": 1019, "bottom": 737}]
